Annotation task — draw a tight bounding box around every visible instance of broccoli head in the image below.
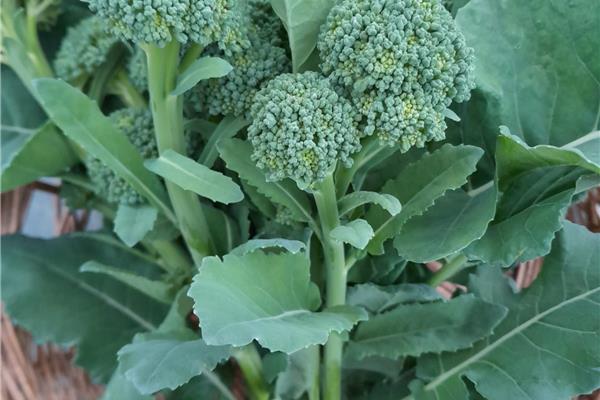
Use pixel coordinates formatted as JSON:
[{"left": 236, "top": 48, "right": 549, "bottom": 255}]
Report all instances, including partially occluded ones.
[
  {"left": 192, "top": 1, "right": 289, "bottom": 118},
  {"left": 318, "top": 0, "right": 475, "bottom": 151},
  {"left": 248, "top": 72, "right": 361, "bottom": 188},
  {"left": 85, "top": 108, "right": 158, "bottom": 205},
  {"left": 54, "top": 16, "right": 120, "bottom": 83},
  {"left": 87, "top": 0, "right": 245, "bottom": 48}
]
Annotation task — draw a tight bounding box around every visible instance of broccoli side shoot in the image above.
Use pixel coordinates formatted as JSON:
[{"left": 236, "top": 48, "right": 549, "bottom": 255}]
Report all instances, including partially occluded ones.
[
  {"left": 88, "top": 0, "right": 245, "bottom": 48},
  {"left": 192, "top": 1, "right": 290, "bottom": 118},
  {"left": 127, "top": 47, "right": 148, "bottom": 92},
  {"left": 248, "top": 72, "right": 361, "bottom": 188},
  {"left": 318, "top": 0, "right": 475, "bottom": 151},
  {"left": 54, "top": 16, "right": 120, "bottom": 83}
]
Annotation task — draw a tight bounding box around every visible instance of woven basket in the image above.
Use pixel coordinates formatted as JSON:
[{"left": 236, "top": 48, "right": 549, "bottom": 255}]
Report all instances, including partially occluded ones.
[{"left": 1, "top": 183, "right": 599, "bottom": 399}]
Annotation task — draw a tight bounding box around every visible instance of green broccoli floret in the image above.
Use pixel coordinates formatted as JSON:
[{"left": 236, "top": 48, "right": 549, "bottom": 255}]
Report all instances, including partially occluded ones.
[
  {"left": 87, "top": 0, "right": 246, "bottom": 48},
  {"left": 127, "top": 47, "right": 148, "bottom": 92},
  {"left": 318, "top": 0, "right": 475, "bottom": 151},
  {"left": 192, "top": 2, "right": 289, "bottom": 118},
  {"left": 193, "top": 37, "right": 290, "bottom": 118},
  {"left": 248, "top": 72, "right": 361, "bottom": 188},
  {"left": 85, "top": 108, "right": 158, "bottom": 205},
  {"left": 54, "top": 16, "right": 120, "bottom": 83}
]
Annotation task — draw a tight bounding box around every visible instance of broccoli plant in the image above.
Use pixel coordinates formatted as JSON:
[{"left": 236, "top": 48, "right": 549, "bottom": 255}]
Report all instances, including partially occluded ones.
[{"left": 1, "top": 0, "right": 599, "bottom": 399}]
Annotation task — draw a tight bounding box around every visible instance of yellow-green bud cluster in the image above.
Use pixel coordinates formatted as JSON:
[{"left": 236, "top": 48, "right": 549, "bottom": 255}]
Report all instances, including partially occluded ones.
[{"left": 54, "top": 16, "right": 119, "bottom": 82}]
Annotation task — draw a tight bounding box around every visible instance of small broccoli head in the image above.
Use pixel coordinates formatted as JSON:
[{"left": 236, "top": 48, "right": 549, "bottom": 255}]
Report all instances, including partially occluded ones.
[
  {"left": 86, "top": 108, "right": 158, "bottom": 205},
  {"left": 88, "top": 0, "right": 245, "bottom": 48},
  {"left": 247, "top": 0, "right": 286, "bottom": 47},
  {"left": 193, "top": 38, "right": 290, "bottom": 118},
  {"left": 318, "top": 0, "right": 475, "bottom": 151},
  {"left": 248, "top": 72, "right": 361, "bottom": 188},
  {"left": 54, "top": 16, "right": 119, "bottom": 82}
]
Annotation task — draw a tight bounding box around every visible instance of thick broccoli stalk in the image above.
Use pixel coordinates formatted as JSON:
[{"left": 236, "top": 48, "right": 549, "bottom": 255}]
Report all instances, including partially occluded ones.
[
  {"left": 248, "top": 72, "right": 361, "bottom": 188},
  {"left": 54, "top": 16, "right": 119, "bottom": 83},
  {"left": 85, "top": 108, "right": 158, "bottom": 205},
  {"left": 88, "top": 0, "right": 246, "bottom": 50},
  {"left": 318, "top": 0, "right": 475, "bottom": 151}
]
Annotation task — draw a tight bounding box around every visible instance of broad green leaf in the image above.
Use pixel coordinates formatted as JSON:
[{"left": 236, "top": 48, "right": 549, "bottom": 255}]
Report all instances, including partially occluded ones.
[
  {"left": 270, "top": 0, "right": 334, "bottom": 72},
  {"left": 413, "top": 222, "right": 600, "bottom": 400},
  {"left": 201, "top": 202, "right": 241, "bottom": 255},
  {"left": 219, "top": 138, "right": 314, "bottom": 224},
  {"left": 172, "top": 56, "right": 232, "bottom": 96},
  {"left": 343, "top": 354, "right": 405, "bottom": 380},
  {"left": 189, "top": 251, "right": 367, "bottom": 353},
  {"left": 165, "top": 375, "right": 231, "bottom": 400},
  {"left": 230, "top": 238, "right": 306, "bottom": 256},
  {"left": 198, "top": 116, "right": 249, "bottom": 168},
  {"left": 367, "top": 144, "right": 483, "bottom": 254},
  {"left": 118, "top": 331, "right": 232, "bottom": 394},
  {"left": 1, "top": 123, "right": 78, "bottom": 191},
  {"left": 1, "top": 234, "right": 167, "bottom": 382},
  {"left": 145, "top": 149, "right": 243, "bottom": 204},
  {"left": 1, "top": 67, "right": 77, "bottom": 191},
  {"left": 81, "top": 261, "right": 173, "bottom": 304},
  {"left": 456, "top": 0, "right": 600, "bottom": 147},
  {"left": 467, "top": 133, "right": 600, "bottom": 266},
  {"left": 32, "top": 78, "right": 175, "bottom": 222},
  {"left": 114, "top": 204, "right": 158, "bottom": 247},
  {"left": 348, "top": 243, "right": 407, "bottom": 285},
  {"left": 331, "top": 219, "right": 374, "bottom": 250},
  {"left": 347, "top": 295, "right": 507, "bottom": 360},
  {"left": 394, "top": 188, "right": 497, "bottom": 263},
  {"left": 347, "top": 283, "right": 442, "bottom": 314},
  {"left": 338, "top": 191, "right": 401, "bottom": 217},
  {"left": 275, "top": 346, "right": 320, "bottom": 399},
  {"left": 102, "top": 371, "right": 152, "bottom": 400}
]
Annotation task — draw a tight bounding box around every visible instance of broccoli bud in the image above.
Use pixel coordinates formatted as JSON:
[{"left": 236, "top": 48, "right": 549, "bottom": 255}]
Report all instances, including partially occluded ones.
[
  {"left": 87, "top": 0, "right": 246, "bottom": 48},
  {"left": 248, "top": 72, "right": 361, "bottom": 188},
  {"left": 54, "top": 16, "right": 120, "bottom": 83},
  {"left": 127, "top": 47, "right": 148, "bottom": 93},
  {"left": 318, "top": 0, "right": 475, "bottom": 151}
]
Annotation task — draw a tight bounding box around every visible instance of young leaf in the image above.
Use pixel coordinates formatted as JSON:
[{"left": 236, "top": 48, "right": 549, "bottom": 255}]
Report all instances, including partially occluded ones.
[
  {"left": 189, "top": 251, "right": 367, "bottom": 353},
  {"left": 330, "top": 219, "right": 374, "bottom": 250},
  {"left": 198, "top": 116, "right": 249, "bottom": 168},
  {"left": 218, "top": 138, "right": 314, "bottom": 224},
  {"left": 346, "top": 295, "right": 507, "bottom": 360},
  {"left": 230, "top": 238, "right": 306, "bottom": 256},
  {"left": 413, "top": 222, "right": 600, "bottom": 400},
  {"left": 172, "top": 56, "right": 232, "bottom": 96},
  {"left": 118, "top": 331, "right": 232, "bottom": 395},
  {"left": 367, "top": 144, "right": 483, "bottom": 254},
  {"left": 1, "top": 234, "right": 167, "bottom": 382},
  {"left": 81, "top": 261, "right": 173, "bottom": 304},
  {"left": 145, "top": 149, "right": 244, "bottom": 204},
  {"left": 32, "top": 78, "right": 175, "bottom": 222},
  {"left": 338, "top": 191, "right": 401, "bottom": 217},
  {"left": 393, "top": 188, "right": 497, "bottom": 263},
  {"left": 114, "top": 204, "right": 158, "bottom": 247},
  {"left": 466, "top": 133, "right": 600, "bottom": 266},
  {"left": 347, "top": 283, "right": 442, "bottom": 314},
  {"left": 270, "top": 0, "right": 334, "bottom": 72}
]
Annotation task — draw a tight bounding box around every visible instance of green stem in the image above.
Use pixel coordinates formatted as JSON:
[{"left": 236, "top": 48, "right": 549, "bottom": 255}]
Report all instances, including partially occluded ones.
[
  {"left": 151, "top": 240, "right": 192, "bottom": 274},
  {"left": 88, "top": 45, "right": 126, "bottom": 103},
  {"left": 24, "top": 12, "right": 52, "bottom": 78},
  {"left": 203, "top": 370, "right": 237, "bottom": 400},
  {"left": 335, "top": 136, "right": 383, "bottom": 197},
  {"left": 307, "top": 345, "right": 321, "bottom": 400},
  {"left": 144, "top": 42, "right": 215, "bottom": 264},
  {"left": 109, "top": 68, "right": 147, "bottom": 108},
  {"left": 427, "top": 254, "right": 469, "bottom": 287},
  {"left": 313, "top": 174, "right": 346, "bottom": 400},
  {"left": 179, "top": 43, "right": 204, "bottom": 73},
  {"left": 233, "top": 345, "right": 270, "bottom": 400}
]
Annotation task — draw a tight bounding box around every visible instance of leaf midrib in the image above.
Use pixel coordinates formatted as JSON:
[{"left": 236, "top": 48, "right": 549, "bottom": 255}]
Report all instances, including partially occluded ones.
[
  {"left": 16, "top": 251, "right": 157, "bottom": 331},
  {"left": 421, "top": 285, "right": 600, "bottom": 394}
]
